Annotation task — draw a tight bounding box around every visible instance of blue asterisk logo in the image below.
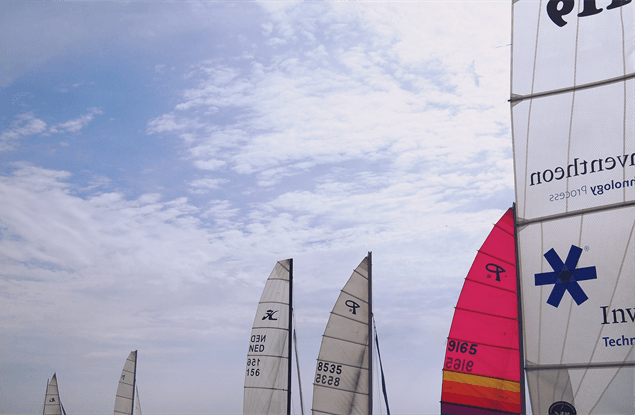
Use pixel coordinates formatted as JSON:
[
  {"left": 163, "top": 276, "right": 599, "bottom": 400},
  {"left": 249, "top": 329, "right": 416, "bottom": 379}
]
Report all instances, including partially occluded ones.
[{"left": 535, "top": 245, "right": 597, "bottom": 308}]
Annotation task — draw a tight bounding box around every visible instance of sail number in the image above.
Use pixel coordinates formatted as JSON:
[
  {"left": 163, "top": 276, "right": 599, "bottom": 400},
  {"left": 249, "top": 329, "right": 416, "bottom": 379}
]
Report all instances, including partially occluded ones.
[
  {"left": 315, "top": 361, "right": 342, "bottom": 387},
  {"left": 547, "top": 0, "right": 631, "bottom": 27},
  {"left": 447, "top": 340, "right": 478, "bottom": 355},
  {"left": 246, "top": 358, "right": 261, "bottom": 377},
  {"left": 446, "top": 340, "right": 478, "bottom": 373}
]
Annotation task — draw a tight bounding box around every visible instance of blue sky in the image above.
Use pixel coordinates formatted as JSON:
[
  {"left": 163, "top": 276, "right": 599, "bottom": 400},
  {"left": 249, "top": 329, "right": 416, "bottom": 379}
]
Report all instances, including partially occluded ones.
[{"left": 0, "top": 1, "right": 512, "bottom": 414}]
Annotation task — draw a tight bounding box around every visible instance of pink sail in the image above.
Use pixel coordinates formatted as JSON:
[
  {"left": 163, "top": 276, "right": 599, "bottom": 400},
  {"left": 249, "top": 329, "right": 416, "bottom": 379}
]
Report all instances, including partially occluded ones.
[{"left": 441, "top": 208, "right": 520, "bottom": 415}]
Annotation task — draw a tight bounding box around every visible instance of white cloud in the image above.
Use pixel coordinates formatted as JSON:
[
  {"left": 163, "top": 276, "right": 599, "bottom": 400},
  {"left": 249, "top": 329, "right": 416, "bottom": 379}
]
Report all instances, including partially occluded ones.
[
  {"left": 0, "top": 113, "right": 47, "bottom": 151},
  {"left": 49, "top": 108, "right": 103, "bottom": 134}
]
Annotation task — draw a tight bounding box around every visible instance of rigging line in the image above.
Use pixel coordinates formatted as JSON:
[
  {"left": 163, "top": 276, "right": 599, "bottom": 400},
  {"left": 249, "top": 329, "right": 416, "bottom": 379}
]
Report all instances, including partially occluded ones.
[
  {"left": 373, "top": 316, "right": 391, "bottom": 415},
  {"left": 293, "top": 327, "right": 305, "bottom": 415}
]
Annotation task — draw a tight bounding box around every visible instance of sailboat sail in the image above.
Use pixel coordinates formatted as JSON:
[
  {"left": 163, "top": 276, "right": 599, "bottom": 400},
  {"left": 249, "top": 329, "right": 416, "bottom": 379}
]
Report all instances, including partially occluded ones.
[
  {"left": 511, "top": 1, "right": 635, "bottom": 413},
  {"left": 114, "top": 350, "right": 139, "bottom": 415},
  {"left": 312, "top": 254, "right": 373, "bottom": 415},
  {"left": 440, "top": 208, "right": 520, "bottom": 414},
  {"left": 43, "top": 373, "right": 66, "bottom": 415},
  {"left": 243, "top": 259, "right": 293, "bottom": 415}
]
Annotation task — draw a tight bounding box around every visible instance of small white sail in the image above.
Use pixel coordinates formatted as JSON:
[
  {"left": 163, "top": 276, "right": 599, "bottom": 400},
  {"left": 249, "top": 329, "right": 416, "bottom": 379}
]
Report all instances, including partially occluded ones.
[
  {"left": 114, "top": 350, "right": 139, "bottom": 415},
  {"left": 43, "top": 373, "right": 65, "bottom": 415},
  {"left": 243, "top": 259, "right": 292, "bottom": 415},
  {"left": 134, "top": 385, "right": 142, "bottom": 415},
  {"left": 312, "top": 254, "right": 372, "bottom": 415}
]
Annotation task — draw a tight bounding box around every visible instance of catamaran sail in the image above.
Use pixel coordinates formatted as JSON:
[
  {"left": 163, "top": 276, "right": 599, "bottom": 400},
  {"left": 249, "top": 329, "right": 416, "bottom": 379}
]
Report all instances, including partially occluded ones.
[
  {"left": 43, "top": 373, "right": 66, "bottom": 415},
  {"left": 114, "top": 350, "right": 141, "bottom": 415},
  {"left": 511, "top": 1, "right": 635, "bottom": 413},
  {"left": 440, "top": 208, "right": 520, "bottom": 414},
  {"left": 243, "top": 259, "right": 294, "bottom": 415},
  {"left": 312, "top": 253, "right": 378, "bottom": 415}
]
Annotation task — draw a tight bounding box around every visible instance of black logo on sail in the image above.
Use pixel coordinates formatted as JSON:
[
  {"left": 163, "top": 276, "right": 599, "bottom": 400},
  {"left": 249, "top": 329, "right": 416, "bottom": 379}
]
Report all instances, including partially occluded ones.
[
  {"left": 262, "top": 309, "right": 278, "bottom": 320},
  {"left": 548, "top": 401, "right": 576, "bottom": 415},
  {"left": 485, "top": 263, "right": 506, "bottom": 281},
  {"left": 345, "top": 299, "right": 360, "bottom": 315},
  {"left": 49, "top": 398, "right": 56, "bottom": 402}
]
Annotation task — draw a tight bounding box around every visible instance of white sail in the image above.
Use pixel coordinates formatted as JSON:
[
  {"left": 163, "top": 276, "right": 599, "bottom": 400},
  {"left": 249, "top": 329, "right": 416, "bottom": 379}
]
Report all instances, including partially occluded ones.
[
  {"left": 312, "top": 254, "right": 372, "bottom": 415},
  {"left": 511, "top": 1, "right": 635, "bottom": 413},
  {"left": 43, "top": 373, "right": 65, "bottom": 415},
  {"left": 114, "top": 350, "right": 139, "bottom": 415},
  {"left": 243, "top": 259, "right": 292, "bottom": 415},
  {"left": 134, "top": 385, "right": 142, "bottom": 415}
]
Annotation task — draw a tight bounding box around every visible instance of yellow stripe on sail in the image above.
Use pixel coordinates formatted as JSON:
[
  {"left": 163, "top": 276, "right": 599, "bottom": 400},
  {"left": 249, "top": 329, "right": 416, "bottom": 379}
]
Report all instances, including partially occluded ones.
[{"left": 442, "top": 370, "right": 520, "bottom": 393}]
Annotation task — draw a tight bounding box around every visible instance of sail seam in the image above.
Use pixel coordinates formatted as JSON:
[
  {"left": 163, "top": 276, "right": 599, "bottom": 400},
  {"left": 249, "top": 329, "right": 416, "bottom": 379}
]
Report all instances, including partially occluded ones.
[
  {"left": 322, "top": 333, "right": 368, "bottom": 348},
  {"left": 245, "top": 353, "right": 289, "bottom": 359},
  {"left": 340, "top": 290, "right": 368, "bottom": 305},
  {"left": 516, "top": 200, "right": 635, "bottom": 226},
  {"left": 475, "top": 249, "right": 515, "bottom": 269},
  {"left": 331, "top": 311, "right": 368, "bottom": 325},
  {"left": 313, "top": 383, "right": 368, "bottom": 396},
  {"left": 526, "top": 361, "right": 635, "bottom": 370},
  {"left": 353, "top": 268, "right": 368, "bottom": 281},
  {"left": 463, "top": 277, "right": 516, "bottom": 294},
  {"left": 454, "top": 306, "right": 518, "bottom": 321},
  {"left": 244, "top": 386, "right": 289, "bottom": 391},
  {"left": 509, "top": 72, "right": 635, "bottom": 103},
  {"left": 257, "top": 300, "right": 290, "bottom": 306}
]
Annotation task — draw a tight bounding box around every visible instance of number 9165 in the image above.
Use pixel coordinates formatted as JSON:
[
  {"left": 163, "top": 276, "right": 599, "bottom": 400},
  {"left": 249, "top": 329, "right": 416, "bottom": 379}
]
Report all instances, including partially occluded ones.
[{"left": 447, "top": 339, "right": 478, "bottom": 355}]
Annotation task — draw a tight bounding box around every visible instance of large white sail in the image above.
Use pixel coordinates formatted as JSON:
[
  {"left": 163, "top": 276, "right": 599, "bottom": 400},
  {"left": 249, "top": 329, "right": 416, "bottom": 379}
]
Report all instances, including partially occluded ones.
[
  {"left": 114, "top": 350, "right": 139, "bottom": 415},
  {"left": 312, "top": 254, "right": 372, "bottom": 415},
  {"left": 43, "top": 373, "right": 65, "bottom": 415},
  {"left": 243, "top": 259, "right": 293, "bottom": 415},
  {"left": 511, "top": 1, "right": 635, "bottom": 413}
]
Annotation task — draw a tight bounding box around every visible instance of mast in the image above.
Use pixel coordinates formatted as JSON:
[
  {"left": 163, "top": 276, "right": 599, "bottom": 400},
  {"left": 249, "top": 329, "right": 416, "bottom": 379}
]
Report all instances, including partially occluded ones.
[
  {"left": 287, "top": 258, "right": 293, "bottom": 415},
  {"left": 131, "top": 351, "right": 137, "bottom": 415},
  {"left": 513, "top": 204, "right": 526, "bottom": 415},
  {"left": 367, "top": 252, "right": 373, "bottom": 415}
]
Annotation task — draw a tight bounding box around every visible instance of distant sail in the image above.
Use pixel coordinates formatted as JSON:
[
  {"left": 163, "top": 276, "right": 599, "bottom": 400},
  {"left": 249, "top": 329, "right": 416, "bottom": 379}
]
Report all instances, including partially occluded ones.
[
  {"left": 312, "top": 254, "right": 372, "bottom": 415},
  {"left": 243, "top": 259, "right": 293, "bottom": 415},
  {"left": 441, "top": 208, "right": 520, "bottom": 414},
  {"left": 114, "top": 350, "right": 139, "bottom": 415},
  {"left": 511, "top": 1, "right": 635, "bottom": 413},
  {"left": 43, "top": 373, "right": 66, "bottom": 415}
]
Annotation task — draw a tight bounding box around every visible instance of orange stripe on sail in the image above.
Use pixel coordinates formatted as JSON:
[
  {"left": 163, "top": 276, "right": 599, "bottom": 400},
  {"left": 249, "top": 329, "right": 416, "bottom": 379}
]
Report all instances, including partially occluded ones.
[{"left": 442, "top": 371, "right": 521, "bottom": 413}]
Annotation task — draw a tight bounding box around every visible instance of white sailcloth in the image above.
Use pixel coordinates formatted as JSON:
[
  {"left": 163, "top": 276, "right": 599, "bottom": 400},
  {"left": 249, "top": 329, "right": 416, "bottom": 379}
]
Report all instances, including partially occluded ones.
[
  {"left": 312, "top": 255, "right": 371, "bottom": 415},
  {"left": 43, "top": 373, "right": 65, "bottom": 415},
  {"left": 114, "top": 350, "right": 139, "bottom": 415},
  {"left": 511, "top": 1, "right": 635, "bottom": 413},
  {"left": 243, "top": 259, "right": 292, "bottom": 415}
]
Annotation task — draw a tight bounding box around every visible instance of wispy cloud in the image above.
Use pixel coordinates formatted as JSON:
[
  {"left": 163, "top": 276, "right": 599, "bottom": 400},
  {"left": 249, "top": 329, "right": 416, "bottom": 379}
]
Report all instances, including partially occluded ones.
[
  {"left": 49, "top": 107, "right": 103, "bottom": 134},
  {"left": 0, "top": 113, "right": 47, "bottom": 152}
]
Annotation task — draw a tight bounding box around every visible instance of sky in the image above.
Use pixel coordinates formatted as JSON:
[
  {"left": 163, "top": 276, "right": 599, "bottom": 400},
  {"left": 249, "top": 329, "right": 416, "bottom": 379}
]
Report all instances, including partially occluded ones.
[{"left": 0, "top": 1, "right": 513, "bottom": 414}]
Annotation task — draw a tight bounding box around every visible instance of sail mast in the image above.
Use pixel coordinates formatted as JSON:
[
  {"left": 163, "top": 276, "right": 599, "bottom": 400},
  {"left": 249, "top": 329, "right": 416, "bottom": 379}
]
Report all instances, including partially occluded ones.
[
  {"left": 513, "top": 204, "right": 526, "bottom": 415},
  {"left": 131, "top": 351, "right": 137, "bottom": 415},
  {"left": 367, "top": 252, "right": 373, "bottom": 415},
  {"left": 287, "top": 258, "right": 293, "bottom": 415}
]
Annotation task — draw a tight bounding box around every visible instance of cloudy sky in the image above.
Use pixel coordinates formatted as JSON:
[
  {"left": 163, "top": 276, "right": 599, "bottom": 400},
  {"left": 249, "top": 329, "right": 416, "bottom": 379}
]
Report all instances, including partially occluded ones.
[{"left": 0, "top": 1, "right": 513, "bottom": 414}]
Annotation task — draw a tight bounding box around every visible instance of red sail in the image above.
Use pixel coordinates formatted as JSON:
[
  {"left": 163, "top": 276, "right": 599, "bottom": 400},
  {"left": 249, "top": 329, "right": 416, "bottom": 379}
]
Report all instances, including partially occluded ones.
[{"left": 441, "top": 208, "right": 520, "bottom": 415}]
